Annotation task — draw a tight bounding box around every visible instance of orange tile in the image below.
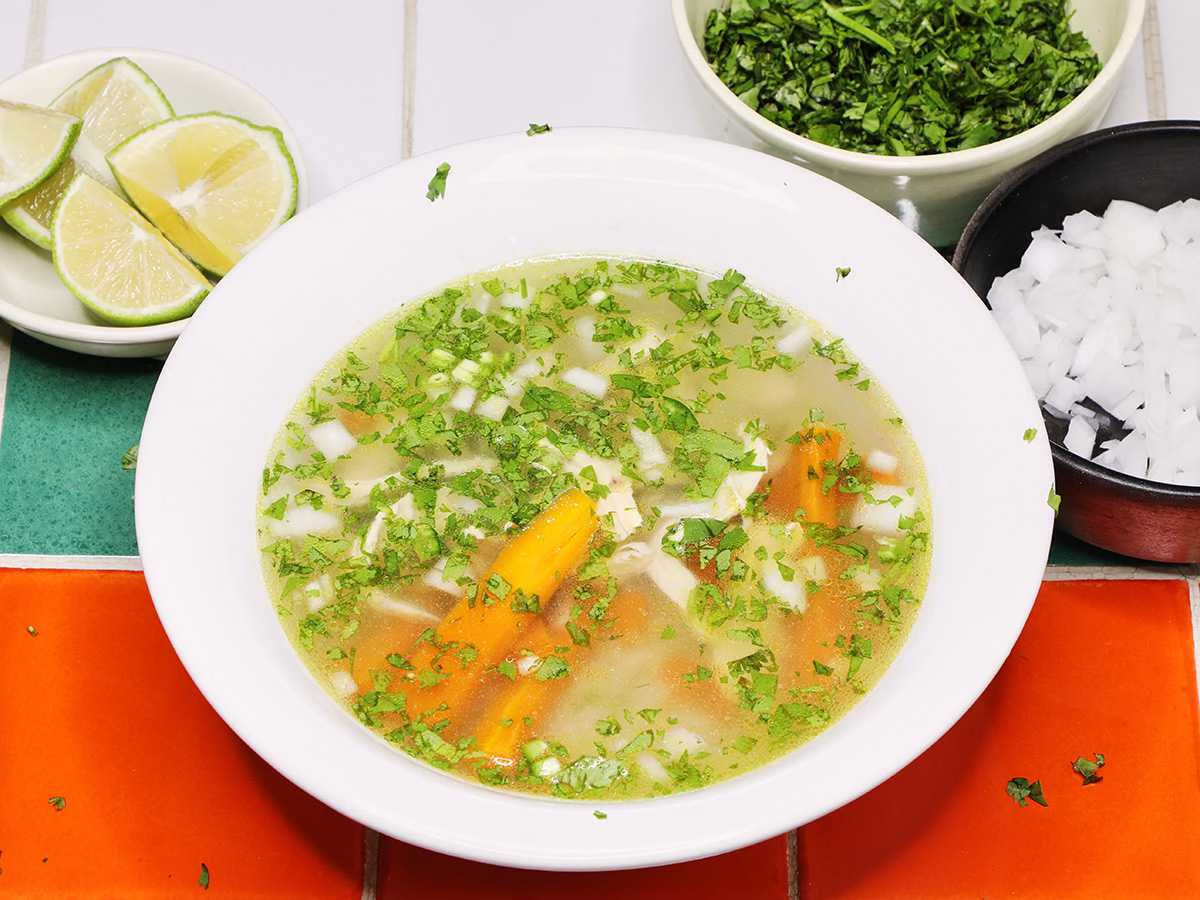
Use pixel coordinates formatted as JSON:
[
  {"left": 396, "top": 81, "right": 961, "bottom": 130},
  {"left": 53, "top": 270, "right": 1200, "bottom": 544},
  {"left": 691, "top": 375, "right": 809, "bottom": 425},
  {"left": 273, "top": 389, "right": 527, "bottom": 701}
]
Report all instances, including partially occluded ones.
[
  {"left": 0, "top": 569, "right": 364, "bottom": 898},
  {"left": 378, "top": 835, "right": 790, "bottom": 900},
  {"left": 799, "top": 579, "right": 1200, "bottom": 899}
]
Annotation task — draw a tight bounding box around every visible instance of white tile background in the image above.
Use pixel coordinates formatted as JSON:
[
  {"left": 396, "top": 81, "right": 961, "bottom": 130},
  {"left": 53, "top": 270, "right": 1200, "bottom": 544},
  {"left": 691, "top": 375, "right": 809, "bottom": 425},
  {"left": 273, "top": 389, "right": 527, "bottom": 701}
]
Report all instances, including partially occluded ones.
[{"left": 4, "top": 0, "right": 1184, "bottom": 200}]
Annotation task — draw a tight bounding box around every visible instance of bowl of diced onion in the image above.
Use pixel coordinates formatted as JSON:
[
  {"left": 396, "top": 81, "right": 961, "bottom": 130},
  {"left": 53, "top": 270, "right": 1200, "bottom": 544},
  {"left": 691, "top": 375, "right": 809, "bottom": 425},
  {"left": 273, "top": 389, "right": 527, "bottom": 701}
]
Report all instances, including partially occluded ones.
[{"left": 954, "top": 121, "right": 1200, "bottom": 563}]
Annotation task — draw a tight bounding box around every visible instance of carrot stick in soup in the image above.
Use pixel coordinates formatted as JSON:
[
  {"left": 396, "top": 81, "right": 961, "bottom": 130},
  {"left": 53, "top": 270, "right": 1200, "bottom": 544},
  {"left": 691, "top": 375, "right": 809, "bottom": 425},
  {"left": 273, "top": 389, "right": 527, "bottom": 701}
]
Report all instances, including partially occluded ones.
[
  {"left": 400, "top": 489, "right": 598, "bottom": 720},
  {"left": 474, "top": 592, "right": 648, "bottom": 758},
  {"left": 763, "top": 426, "right": 842, "bottom": 526}
]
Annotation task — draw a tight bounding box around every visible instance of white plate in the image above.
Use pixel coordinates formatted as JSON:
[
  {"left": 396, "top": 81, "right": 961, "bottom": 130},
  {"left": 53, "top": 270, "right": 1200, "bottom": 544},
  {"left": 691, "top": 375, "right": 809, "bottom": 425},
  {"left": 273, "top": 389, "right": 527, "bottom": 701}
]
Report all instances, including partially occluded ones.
[
  {"left": 0, "top": 48, "right": 307, "bottom": 358},
  {"left": 136, "top": 129, "right": 1053, "bottom": 870}
]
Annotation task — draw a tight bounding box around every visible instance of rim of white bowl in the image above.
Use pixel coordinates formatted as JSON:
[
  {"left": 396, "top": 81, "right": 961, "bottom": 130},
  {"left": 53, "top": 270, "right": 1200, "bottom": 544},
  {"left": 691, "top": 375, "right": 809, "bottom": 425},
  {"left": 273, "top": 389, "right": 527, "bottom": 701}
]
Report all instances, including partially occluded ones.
[
  {"left": 0, "top": 47, "right": 307, "bottom": 347},
  {"left": 670, "top": 0, "right": 1147, "bottom": 175},
  {"left": 136, "top": 128, "right": 1054, "bottom": 871}
]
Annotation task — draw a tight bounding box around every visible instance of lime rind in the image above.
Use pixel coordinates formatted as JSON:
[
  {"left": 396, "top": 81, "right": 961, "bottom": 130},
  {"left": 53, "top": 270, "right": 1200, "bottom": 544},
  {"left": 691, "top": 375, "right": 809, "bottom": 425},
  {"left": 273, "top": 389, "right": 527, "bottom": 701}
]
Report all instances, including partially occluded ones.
[
  {"left": 0, "top": 102, "right": 82, "bottom": 207},
  {"left": 2, "top": 57, "right": 173, "bottom": 250},
  {"left": 108, "top": 111, "right": 299, "bottom": 277},
  {"left": 52, "top": 172, "right": 211, "bottom": 326},
  {"left": 52, "top": 56, "right": 174, "bottom": 118}
]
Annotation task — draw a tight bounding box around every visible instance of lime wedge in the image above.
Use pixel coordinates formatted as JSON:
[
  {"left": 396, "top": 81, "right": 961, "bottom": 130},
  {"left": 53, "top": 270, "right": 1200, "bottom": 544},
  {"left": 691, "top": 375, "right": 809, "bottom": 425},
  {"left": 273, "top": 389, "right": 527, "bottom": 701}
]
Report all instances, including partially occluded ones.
[
  {"left": 3, "top": 57, "right": 172, "bottom": 249},
  {"left": 0, "top": 100, "right": 81, "bottom": 206},
  {"left": 108, "top": 112, "right": 298, "bottom": 276},
  {"left": 53, "top": 172, "right": 210, "bottom": 325}
]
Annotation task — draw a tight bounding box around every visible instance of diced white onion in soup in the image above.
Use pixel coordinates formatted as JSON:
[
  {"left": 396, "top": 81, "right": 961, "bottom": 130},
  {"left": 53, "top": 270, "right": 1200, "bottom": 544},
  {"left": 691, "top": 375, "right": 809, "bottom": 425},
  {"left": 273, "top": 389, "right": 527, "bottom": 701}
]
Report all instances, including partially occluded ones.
[
  {"left": 307, "top": 419, "right": 358, "bottom": 458},
  {"left": 588, "top": 289, "right": 609, "bottom": 304},
  {"left": 368, "top": 590, "right": 441, "bottom": 622},
  {"left": 776, "top": 325, "right": 813, "bottom": 356},
  {"left": 662, "top": 726, "right": 706, "bottom": 757},
  {"left": 517, "top": 654, "right": 541, "bottom": 676},
  {"left": 636, "top": 752, "right": 670, "bottom": 784},
  {"left": 363, "top": 493, "right": 417, "bottom": 554},
  {"left": 434, "top": 454, "right": 496, "bottom": 476},
  {"left": 626, "top": 328, "right": 664, "bottom": 359},
  {"left": 609, "top": 541, "right": 653, "bottom": 576},
  {"left": 710, "top": 430, "right": 770, "bottom": 520},
  {"left": 657, "top": 499, "right": 719, "bottom": 520},
  {"left": 500, "top": 291, "right": 530, "bottom": 309},
  {"left": 851, "top": 486, "right": 918, "bottom": 537},
  {"left": 344, "top": 474, "right": 398, "bottom": 506},
  {"left": 475, "top": 394, "right": 509, "bottom": 421},
  {"left": 329, "top": 670, "right": 358, "bottom": 698},
  {"left": 532, "top": 757, "right": 562, "bottom": 778},
  {"left": 573, "top": 316, "right": 605, "bottom": 362},
  {"left": 562, "top": 366, "right": 609, "bottom": 399},
  {"left": 796, "top": 555, "right": 828, "bottom": 584},
  {"left": 866, "top": 449, "right": 898, "bottom": 476},
  {"left": 302, "top": 574, "right": 333, "bottom": 612},
  {"left": 269, "top": 505, "right": 340, "bottom": 538},
  {"left": 630, "top": 426, "right": 668, "bottom": 479},
  {"left": 853, "top": 567, "right": 883, "bottom": 592},
  {"left": 596, "top": 482, "right": 642, "bottom": 541},
  {"left": 447, "top": 385, "right": 476, "bottom": 412},
  {"left": 761, "top": 559, "right": 806, "bottom": 613},
  {"left": 645, "top": 551, "right": 698, "bottom": 614},
  {"left": 451, "top": 358, "right": 482, "bottom": 385},
  {"left": 502, "top": 360, "right": 543, "bottom": 397},
  {"left": 1064, "top": 414, "right": 1097, "bottom": 459},
  {"left": 423, "top": 557, "right": 461, "bottom": 595}
]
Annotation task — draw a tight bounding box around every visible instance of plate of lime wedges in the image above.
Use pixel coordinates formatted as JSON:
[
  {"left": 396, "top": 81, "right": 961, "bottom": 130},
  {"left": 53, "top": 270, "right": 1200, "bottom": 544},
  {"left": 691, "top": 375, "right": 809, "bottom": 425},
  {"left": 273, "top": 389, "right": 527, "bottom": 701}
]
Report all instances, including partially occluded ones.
[{"left": 0, "top": 49, "right": 306, "bottom": 357}]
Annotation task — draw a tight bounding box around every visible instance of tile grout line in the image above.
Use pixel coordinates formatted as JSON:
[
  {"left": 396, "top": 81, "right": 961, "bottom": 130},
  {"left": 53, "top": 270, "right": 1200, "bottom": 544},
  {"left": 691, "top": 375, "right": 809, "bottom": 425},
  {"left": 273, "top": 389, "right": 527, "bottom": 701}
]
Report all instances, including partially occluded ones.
[
  {"left": 22, "top": 0, "right": 47, "bottom": 68},
  {"left": 1042, "top": 564, "right": 1193, "bottom": 582},
  {"left": 401, "top": 0, "right": 419, "bottom": 159},
  {"left": 0, "top": 554, "right": 142, "bottom": 571},
  {"left": 787, "top": 829, "right": 800, "bottom": 900},
  {"left": 361, "top": 828, "right": 380, "bottom": 900},
  {"left": 1142, "top": 0, "right": 1167, "bottom": 119},
  {"left": 0, "top": 325, "right": 11, "bottom": 448}
]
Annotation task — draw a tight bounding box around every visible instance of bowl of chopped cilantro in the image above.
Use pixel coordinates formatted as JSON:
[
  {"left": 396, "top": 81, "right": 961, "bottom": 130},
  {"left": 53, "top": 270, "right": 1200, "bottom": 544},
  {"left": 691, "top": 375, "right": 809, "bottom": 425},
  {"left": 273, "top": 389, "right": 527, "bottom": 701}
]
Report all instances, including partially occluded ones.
[{"left": 673, "top": 0, "right": 1145, "bottom": 247}]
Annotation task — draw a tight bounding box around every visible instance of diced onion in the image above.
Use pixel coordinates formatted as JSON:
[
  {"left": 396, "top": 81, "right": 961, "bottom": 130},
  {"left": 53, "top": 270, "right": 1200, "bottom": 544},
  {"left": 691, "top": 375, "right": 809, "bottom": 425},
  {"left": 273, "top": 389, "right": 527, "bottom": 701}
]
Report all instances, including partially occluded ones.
[
  {"left": 308, "top": 420, "right": 358, "bottom": 458},
  {"left": 562, "top": 367, "right": 609, "bottom": 399}
]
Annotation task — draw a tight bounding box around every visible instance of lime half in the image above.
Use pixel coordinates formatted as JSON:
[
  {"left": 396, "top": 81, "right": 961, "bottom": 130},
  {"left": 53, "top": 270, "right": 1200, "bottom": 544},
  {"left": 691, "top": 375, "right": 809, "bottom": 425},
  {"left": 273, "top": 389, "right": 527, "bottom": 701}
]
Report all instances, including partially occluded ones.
[
  {"left": 0, "top": 100, "right": 81, "bottom": 207},
  {"left": 109, "top": 112, "right": 298, "bottom": 276},
  {"left": 3, "top": 57, "right": 172, "bottom": 249},
  {"left": 53, "top": 172, "right": 210, "bottom": 326}
]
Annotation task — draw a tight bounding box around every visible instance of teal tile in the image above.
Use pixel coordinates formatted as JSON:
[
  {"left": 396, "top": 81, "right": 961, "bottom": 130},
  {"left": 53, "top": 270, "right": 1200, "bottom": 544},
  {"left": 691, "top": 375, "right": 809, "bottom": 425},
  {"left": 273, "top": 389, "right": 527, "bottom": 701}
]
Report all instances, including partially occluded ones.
[{"left": 0, "top": 331, "right": 160, "bottom": 555}]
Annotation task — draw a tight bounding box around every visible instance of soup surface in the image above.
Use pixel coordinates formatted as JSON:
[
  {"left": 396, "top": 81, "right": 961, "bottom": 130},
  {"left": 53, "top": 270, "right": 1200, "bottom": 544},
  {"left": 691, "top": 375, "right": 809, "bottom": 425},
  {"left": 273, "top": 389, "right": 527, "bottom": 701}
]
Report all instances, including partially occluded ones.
[{"left": 259, "top": 258, "right": 930, "bottom": 800}]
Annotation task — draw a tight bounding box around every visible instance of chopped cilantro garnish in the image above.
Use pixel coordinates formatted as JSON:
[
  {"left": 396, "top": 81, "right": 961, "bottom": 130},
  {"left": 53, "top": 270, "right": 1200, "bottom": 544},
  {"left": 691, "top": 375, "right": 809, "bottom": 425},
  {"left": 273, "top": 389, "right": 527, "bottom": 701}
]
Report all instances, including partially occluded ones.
[
  {"left": 198, "top": 862, "right": 210, "bottom": 890},
  {"left": 48, "top": 795, "right": 66, "bottom": 811},
  {"left": 26, "top": 625, "right": 37, "bottom": 637},
  {"left": 812, "top": 659, "right": 833, "bottom": 676},
  {"left": 595, "top": 717, "right": 621, "bottom": 736},
  {"left": 121, "top": 444, "right": 139, "bottom": 470},
  {"left": 536, "top": 656, "right": 570, "bottom": 681},
  {"left": 426, "top": 162, "right": 451, "bottom": 201},
  {"left": 1023, "top": 427, "right": 1038, "bottom": 442},
  {"left": 497, "top": 660, "right": 517, "bottom": 681},
  {"left": 593, "top": 809, "right": 608, "bottom": 820},
  {"left": 660, "top": 625, "right": 677, "bottom": 640},
  {"left": 1006, "top": 777, "right": 1047, "bottom": 807},
  {"left": 835, "top": 266, "right": 851, "bottom": 281},
  {"left": 1047, "top": 488, "right": 1062, "bottom": 514},
  {"left": 526, "top": 123, "right": 552, "bottom": 136},
  {"left": 1072, "top": 753, "right": 1105, "bottom": 785}
]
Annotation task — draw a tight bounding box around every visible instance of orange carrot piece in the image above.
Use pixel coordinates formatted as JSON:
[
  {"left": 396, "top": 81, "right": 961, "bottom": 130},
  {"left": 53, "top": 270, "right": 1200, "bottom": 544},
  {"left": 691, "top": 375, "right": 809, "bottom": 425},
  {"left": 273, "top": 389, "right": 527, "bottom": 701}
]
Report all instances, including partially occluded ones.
[
  {"left": 475, "top": 592, "right": 650, "bottom": 758},
  {"left": 763, "top": 427, "right": 842, "bottom": 526},
  {"left": 350, "top": 617, "right": 430, "bottom": 695},
  {"left": 397, "top": 489, "right": 598, "bottom": 721}
]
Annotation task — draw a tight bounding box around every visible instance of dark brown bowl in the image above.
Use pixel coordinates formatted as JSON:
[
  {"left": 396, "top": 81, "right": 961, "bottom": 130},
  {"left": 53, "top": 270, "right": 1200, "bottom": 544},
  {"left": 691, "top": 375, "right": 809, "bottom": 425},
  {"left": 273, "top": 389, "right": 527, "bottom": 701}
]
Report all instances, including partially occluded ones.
[{"left": 953, "top": 121, "right": 1200, "bottom": 563}]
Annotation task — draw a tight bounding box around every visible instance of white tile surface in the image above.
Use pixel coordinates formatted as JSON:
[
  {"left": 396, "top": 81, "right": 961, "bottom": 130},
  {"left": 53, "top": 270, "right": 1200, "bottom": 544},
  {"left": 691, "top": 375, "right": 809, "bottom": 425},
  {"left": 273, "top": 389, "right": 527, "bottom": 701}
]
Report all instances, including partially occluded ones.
[
  {"left": 409, "top": 0, "right": 744, "bottom": 155},
  {"left": 1102, "top": 35, "right": 1149, "bottom": 126},
  {"left": 0, "top": 2, "right": 31, "bottom": 77},
  {"left": 39, "top": 0, "right": 406, "bottom": 199},
  {"left": 1159, "top": 0, "right": 1200, "bottom": 117}
]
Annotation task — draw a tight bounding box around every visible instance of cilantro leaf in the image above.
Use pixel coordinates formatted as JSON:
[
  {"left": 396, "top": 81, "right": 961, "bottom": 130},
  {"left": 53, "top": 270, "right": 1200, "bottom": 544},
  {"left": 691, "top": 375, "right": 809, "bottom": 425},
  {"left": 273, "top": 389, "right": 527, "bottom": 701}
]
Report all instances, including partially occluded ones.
[
  {"left": 121, "top": 444, "right": 139, "bottom": 470},
  {"left": 1023, "top": 427, "right": 1038, "bottom": 442},
  {"left": 1072, "top": 753, "right": 1105, "bottom": 785},
  {"left": 426, "top": 162, "right": 451, "bottom": 201},
  {"left": 835, "top": 266, "right": 851, "bottom": 281},
  {"left": 1047, "top": 488, "right": 1062, "bottom": 514},
  {"left": 1006, "top": 777, "right": 1047, "bottom": 808},
  {"left": 526, "top": 123, "right": 552, "bottom": 136},
  {"left": 199, "top": 862, "right": 210, "bottom": 890},
  {"left": 48, "top": 795, "right": 66, "bottom": 811}
]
